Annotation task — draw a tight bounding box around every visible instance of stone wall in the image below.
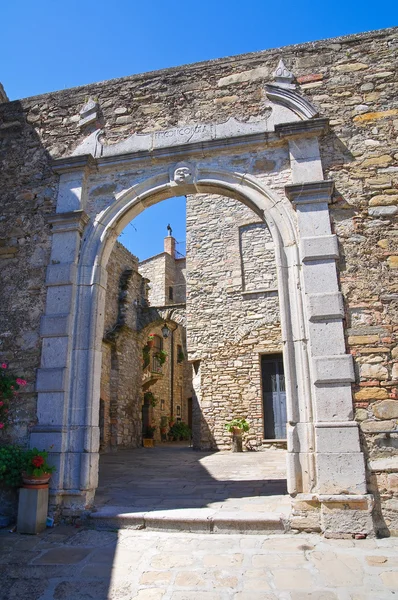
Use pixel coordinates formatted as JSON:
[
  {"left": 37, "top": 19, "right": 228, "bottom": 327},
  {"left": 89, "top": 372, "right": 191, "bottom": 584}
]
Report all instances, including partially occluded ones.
[
  {"left": 101, "top": 242, "right": 143, "bottom": 450},
  {"left": 186, "top": 193, "right": 281, "bottom": 448}
]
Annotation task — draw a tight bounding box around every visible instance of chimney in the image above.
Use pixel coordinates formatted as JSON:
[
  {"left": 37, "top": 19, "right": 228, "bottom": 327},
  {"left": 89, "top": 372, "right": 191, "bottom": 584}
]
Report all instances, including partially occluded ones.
[{"left": 164, "top": 235, "right": 176, "bottom": 258}]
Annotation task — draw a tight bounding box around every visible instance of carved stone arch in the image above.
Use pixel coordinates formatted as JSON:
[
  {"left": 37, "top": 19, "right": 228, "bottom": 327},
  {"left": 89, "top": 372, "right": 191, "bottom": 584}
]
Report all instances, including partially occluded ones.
[
  {"left": 36, "top": 124, "right": 372, "bottom": 534},
  {"left": 138, "top": 307, "right": 187, "bottom": 332}
]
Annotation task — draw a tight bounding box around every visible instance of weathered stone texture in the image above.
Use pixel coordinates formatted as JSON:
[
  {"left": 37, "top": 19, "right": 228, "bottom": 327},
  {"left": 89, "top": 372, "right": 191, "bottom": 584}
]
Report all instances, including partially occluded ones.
[
  {"left": 0, "top": 26, "right": 397, "bottom": 527},
  {"left": 101, "top": 242, "right": 143, "bottom": 450},
  {"left": 186, "top": 193, "right": 281, "bottom": 448}
]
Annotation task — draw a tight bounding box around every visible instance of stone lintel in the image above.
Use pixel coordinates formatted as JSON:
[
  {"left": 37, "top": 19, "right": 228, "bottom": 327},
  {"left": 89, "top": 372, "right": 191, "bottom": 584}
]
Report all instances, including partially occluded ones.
[
  {"left": 313, "top": 355, "right": 355, "bottom": 384},
  {"left": 275, "top": 117, "right": 329, "bottom": 139},
  {"left": 285, "top": 180, "right": 335, "bottom": 205},
  {"left": 301, "top": 235, "right": 339, "bottom": 261},
  {"left": 306, "top": 292, "right": 344, "bottom": 321},
  {"left": 48, "top": 210, "right": 90, "bottom": 234},
  {"left": 51, "top": 153, "right": 96, "bottom": 175}
]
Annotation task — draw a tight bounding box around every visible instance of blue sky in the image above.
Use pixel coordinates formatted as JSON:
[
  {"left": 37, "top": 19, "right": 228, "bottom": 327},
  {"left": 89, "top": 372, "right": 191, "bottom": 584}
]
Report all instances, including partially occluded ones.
[{"left": 2, "top": 1, "right": 396, "bottom": 259}]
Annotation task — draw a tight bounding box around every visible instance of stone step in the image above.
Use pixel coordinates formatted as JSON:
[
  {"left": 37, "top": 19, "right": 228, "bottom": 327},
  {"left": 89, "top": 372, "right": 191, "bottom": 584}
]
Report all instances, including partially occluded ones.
[{"left": 88, "top": 506, "right": 289, "bottom": 535}]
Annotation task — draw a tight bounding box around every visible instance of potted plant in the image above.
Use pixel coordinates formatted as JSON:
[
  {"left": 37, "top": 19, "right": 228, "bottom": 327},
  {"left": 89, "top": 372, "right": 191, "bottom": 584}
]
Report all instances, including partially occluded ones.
[
  {"left": 21, "top": 447, "right": 56, "bottom": 488},
  {"left": 225, "top": 418, "right": 250, "bottom": 452},
  {"left": 177, "top": 349, "right": 185, "bottom": 363},
  {"left": 147, "top": 333, "right": 156, "bottom": 348},
  {"left": 168, "top": 421, "right": 191, "bottom": 441},
  {"left": 154, "top": 349, "right": 167, "bottom": 365},
  {"left": 143, "top": 426, "right": 156, "bottom": 448}
]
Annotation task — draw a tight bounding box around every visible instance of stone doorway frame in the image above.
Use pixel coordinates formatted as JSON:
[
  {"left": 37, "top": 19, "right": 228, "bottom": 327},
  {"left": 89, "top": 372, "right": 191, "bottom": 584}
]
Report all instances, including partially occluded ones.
[{"left": 33, "top": 116, "right": 373, "bottom": 533}]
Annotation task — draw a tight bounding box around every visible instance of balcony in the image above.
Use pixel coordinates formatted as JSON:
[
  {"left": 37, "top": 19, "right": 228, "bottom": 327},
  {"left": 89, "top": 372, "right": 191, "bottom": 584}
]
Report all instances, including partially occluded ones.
[{"left": 142, "top": 355, "right": 164, "bottom": 387}]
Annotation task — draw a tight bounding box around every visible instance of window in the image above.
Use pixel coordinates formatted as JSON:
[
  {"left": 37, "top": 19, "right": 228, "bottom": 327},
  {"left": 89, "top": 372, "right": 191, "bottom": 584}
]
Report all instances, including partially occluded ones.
[
  {"left": 169, "top": 286, "right": 173, "bottom": 301},
  {"left": 153, "top": 335, "right": 163, "bottom": 352}
]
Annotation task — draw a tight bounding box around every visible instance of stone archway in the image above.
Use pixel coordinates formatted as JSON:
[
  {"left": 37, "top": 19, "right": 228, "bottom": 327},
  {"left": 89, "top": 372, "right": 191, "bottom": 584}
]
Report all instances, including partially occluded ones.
[{"left": 33, "top": 111, "right": 372, "bottom": 533}]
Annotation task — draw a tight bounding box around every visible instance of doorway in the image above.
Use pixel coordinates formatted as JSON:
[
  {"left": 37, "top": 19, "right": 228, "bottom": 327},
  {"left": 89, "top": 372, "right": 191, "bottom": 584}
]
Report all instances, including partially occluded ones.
[{"left": 261, "top": 354, "right": 287, "bottom": 440}]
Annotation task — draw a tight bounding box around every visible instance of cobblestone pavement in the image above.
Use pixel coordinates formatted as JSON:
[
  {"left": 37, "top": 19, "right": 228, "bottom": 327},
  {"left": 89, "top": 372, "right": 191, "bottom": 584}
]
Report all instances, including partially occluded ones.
[
  {"left": 1, "top": 526, "right": 398, "bottom": 599},
  {"left": 95, "top": 445, "right": 290, "bottom": 516}
]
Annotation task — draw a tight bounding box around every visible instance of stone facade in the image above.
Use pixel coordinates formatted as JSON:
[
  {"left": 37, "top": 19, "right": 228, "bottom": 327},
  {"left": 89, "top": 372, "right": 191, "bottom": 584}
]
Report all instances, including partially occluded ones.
[
  {"left": 186, "top": 193, "right": 281, "bottom": 449},
  {"left": 0, "top": 27, "right": 397, "bottom": 535},
  {"left": 139, "top": 235, "right": 191, "bottom": 440},
  {"left": 100, "top": 242, "right": 143, "bottom": 451}
]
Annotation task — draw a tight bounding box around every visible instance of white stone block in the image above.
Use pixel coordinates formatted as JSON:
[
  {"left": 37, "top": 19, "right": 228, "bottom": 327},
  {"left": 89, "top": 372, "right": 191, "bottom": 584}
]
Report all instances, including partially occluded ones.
[
  {"left": 50, "top": 231, "right": 80, "bottom": 263},
  {"left": 300, "top": 235, "right": 339, "bottom": 262},
  {"left": 40, "top": 315, "right": 70, "bottom": 338},
  {"left": 46, "top": 263, "right": 77, "bottom": 286},
  {"left": 36, "top": 367, "right": 68, "bottom": 392},
  {"left": 316, "top": 452, "right": 367, "bottom": 494},
  {"left": 40, "top": 337, "right": 69, "bottom": 368},
  {"left": 45, "top": 285, "right": 73, "bottom": 315},
  {"left": 313, "top": 383, "right": 354, "bottom": 421},
  {"left": 308, "top": 320, "right": 346, "bottom": 357},
  {"left": 306, "top": 292, "right": 344, "bottom": 321},
  {"left": 56, "top": 172, "right": 85, "bottom": 212},
  {"left": 289, "top": 137, "right": 324, "bottom": 183},
  {"left": 296, "top": 203, "right": 332, "bottom": 237},
  {"left": 312, "top": 355, "right": 355, "bottom": 384},
  {"left": 302, "top": 260, "right": 339, "bottom": 294},
  {"left": 30, "top": 430, "right": 64, "bottom": 453},
  {"left": 36, "top": 392, "right": 66, "bottom": 425},
  {"left": 315, "top": 422, "right": 361, "bottom": 453}
]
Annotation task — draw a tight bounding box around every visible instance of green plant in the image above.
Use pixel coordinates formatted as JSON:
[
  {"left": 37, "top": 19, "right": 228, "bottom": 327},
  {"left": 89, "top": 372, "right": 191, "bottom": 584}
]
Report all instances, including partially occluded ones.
[
  {"left": 0, "top": 445, "right": 26, "bottom": 487},
  {"left": 168, "top": 421, "right": 191, "bottom": 441},
  {"left": 142, "top": 345, "right": 150, "bottom": 369},
  {"left": 144, "top": 391, "right": 157, "bottom": 407},
  {"left": 143, "top": 426, "right": 156, "bottom": 439},
  {"left": 0, "top": 364, "right": 27, "bottom": 430},
  {"left": 23, "top": 447, "right": 56, "bottom": 477},
  {"left": 225, "top": 418, "right": 250, "bottom": 433},
  {"left": 177, "top": 349, "right": 185, "bottom": 363},
  {"left": 155, "top": 349, "right": 168, "bottom": 365}
]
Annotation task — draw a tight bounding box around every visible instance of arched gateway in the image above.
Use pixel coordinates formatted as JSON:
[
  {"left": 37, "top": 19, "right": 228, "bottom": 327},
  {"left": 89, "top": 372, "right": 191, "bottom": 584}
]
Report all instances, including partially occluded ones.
[{"left": 33, "top": 79, "right": 373, "bottom": 535}]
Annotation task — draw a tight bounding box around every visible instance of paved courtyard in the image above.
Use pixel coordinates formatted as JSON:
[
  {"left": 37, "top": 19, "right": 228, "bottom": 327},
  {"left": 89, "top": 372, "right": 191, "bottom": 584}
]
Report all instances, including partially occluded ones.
[
  {"left": 92, "top": 445, "right": 290, "bottom": 530},
  {"left": 1, "top": 526, "right": 398, "bottom": 599}
]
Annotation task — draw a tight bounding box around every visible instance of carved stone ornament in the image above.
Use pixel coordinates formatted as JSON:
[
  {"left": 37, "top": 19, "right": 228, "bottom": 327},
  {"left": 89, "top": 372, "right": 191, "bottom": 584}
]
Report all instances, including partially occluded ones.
[
  {"left": 79, "top": 97, "right": 99, "bottom": 129},
  {"left": 171, "top": 162, "right": 194, "bottom": 186},
  {"left": 272, "top": 59, "right": 296, "bottom": 89}
]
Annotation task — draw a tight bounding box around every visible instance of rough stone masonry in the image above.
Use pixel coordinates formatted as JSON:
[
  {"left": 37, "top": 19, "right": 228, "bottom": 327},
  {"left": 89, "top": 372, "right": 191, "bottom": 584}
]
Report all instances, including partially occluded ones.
[{"left": 0, "top": 26, "right": 397, "bottom": 536}]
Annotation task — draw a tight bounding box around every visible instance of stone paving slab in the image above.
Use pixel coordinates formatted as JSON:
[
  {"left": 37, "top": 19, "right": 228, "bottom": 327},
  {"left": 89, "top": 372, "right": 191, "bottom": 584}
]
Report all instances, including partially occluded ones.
[
  {"left": 1, "top": 526, "right": 398, "bottom": 599},
  {"left": 93, "top": 445, "right": 290, "bottom": 534}
]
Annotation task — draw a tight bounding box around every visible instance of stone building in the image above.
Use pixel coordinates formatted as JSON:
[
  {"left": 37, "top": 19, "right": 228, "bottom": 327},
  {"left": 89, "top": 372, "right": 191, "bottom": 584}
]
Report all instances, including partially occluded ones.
[
  {"left": 99, "top": 236, "right": 192, "bottom": 449},
  {"left": 0, "top": 26, "right": 398, "bottom": 536},
  {"left": 138, "top": 234, "right": 192, "bottom": 440}
]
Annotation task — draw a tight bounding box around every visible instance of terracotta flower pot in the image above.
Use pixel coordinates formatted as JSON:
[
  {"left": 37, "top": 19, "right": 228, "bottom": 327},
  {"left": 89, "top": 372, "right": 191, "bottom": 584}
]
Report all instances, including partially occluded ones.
[
  {"left": 22, "top": 472, "right": 52, "bottom": 489},
  {"left": 143, "top": 439, "right": 155, "bottom": 448},
  {"left": 147, "top": 340, "right": 154, "bottom": 348}
]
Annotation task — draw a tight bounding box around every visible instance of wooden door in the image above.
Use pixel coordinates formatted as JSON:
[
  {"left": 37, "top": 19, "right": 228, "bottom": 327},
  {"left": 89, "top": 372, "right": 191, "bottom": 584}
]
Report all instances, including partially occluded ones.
[{"left": 261, "top": 354, "right": 287, "bottom": 439}]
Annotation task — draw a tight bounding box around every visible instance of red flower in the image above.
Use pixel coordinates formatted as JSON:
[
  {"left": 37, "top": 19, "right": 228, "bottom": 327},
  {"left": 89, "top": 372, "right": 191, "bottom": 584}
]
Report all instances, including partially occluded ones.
[
  {"left": 1, "top": 364, "right": 7, "bottom": 369},
  {"left": 16, "top": 378, "right": 27, "bottom": 386},
  {"left": 32, "top": 456, "right": 45, "bottom": 468}
]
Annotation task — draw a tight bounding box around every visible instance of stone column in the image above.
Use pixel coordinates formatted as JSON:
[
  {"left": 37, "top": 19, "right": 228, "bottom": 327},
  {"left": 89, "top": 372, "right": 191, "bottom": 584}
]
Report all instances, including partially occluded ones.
[
  {"left": 285, "top": 180, "right": 373, "bottom": 535},
  {"left": 32, "top": 155, "right": 95, "bottom": 511}
]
